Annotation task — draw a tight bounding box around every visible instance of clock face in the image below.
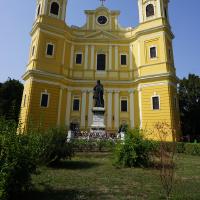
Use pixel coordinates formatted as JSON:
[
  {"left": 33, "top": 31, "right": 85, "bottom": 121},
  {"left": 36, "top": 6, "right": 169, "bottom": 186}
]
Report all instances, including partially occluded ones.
[{"left": 97, "top": 16, "right": 108, "bottom": 25}]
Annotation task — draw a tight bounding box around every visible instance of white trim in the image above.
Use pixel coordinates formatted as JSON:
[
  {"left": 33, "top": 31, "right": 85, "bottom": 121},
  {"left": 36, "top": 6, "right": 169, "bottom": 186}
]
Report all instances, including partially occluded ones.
[
  {"left": 115, "top": 46, "right": 118, "bottom": 71},
  {"left": 107, "top": 90, "right": 113, "bottom": 128},
  {"left": 57, "top": 88, "right": 63, "bottom": 126},
  {"left": 80, "top": 91, "right": 87, "bottom": 128},
  {"left": 149, "top": 45, "right": 158, "bottom": 60},
  {"left": 65, "top": 90, "right": 71, "bottom": 127},
  {"left": 114, "top": 91, "right": 120, "bottom": 128},
  {"left": 120, "top": 53, "right": 128, "bottom": 67},
  {"left": 40, "top": 91, "right": 50, "bottom": 108},
  {"left": 88, "top": 91, "right": 93, "bottom": 127},
  {"left": 120, "top": 97, "right": 128, "bottom": 112},
  {"left": 49, "top": 0, "right": 60, "bottom": 19},
  {"left": 84, "top": 45, "right": 88, "bottom": 69},
  {"left": 70, "top": 45, "right": 74, "bottom": 69},
  {"left": 62, "top": 42, "right": 66, "bottom": 65},
  {"left": 129, "top": 45, "right": 133, "bottom": 70},
  {"left": 109, "top": 45, "right": 112, "bottom": 70},
  {"left": 138, "top": 85, "right": 142, "bottom": 129},
  {"left": 129, "top": 90, "right": 134, "bottom": 128},
  {"left": 46, "top": 42, "right": 55, "bottom": 58},
  {"left": 151, "top": 95, "right": 160, "bottom": 110},
  {"left": 90, "top": 45, "right": 94, "bottom": 69}
]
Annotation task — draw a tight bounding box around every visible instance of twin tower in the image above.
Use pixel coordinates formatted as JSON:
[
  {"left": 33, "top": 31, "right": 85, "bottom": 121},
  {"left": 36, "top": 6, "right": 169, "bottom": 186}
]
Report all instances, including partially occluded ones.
[{"left": 20, "top": 0, "right": 180, "bottom": 140}]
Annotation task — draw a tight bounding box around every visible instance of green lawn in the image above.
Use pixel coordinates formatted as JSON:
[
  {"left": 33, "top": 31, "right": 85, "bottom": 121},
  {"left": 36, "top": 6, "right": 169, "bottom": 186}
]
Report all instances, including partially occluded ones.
[{"left": 21, "top": 153, "right": 200, "bottom": 200}]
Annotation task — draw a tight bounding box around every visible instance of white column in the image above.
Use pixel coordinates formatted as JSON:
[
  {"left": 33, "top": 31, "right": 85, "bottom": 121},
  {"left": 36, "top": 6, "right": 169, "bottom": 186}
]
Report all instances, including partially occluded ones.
[
  {"left": 129, "top": 45, "right": 133, "bottom": 70},
  {"left": 65, "top": 89, "right": 72, "bottom": 127},
  {"left": 84, "top": 45, "right": 89, "bottom": 70},
  {"left": 88, "top": 90, "right": 93, "bottom": 127},
  {"left": 107, "top": 90, "right": 113, "bottom": 129},
  {"left": 62, "top": 0, "right": 68, "bottom": 21},
  {"left": 62, "top": 42, "right": 66, "bottom": 65},
  {"left": 157, "top": 0, "right": 162, "bottom": 18},
  {"left": 90, "top": 45, "right": 95, "bottom": 70},
  {"left": 129, "top": 89, "right": 134, "bottom": 129},
  {"left": 138, "top": 0, "right": 143, "bottom": 23},
  {"left": 70, "top": 44, "right": 74, "bottom": 69},
  {"left": 138, "top": 86, "right": 143, "bottom": 129},
  {"left": 57, "top": 87, "right": 63, "bottom": 126},
  {"left": 115, "top": 46, "right": 118, "bottom": 71},
  {"left": 114, "top": 90, "right": 120, "bottom": 129},
  {"left": 43, "top": 0, "right": 48, "bottom": 14},
  {"left": 80, "top": 90, "right": 87, "bottom": 128},
  {"left": 109, "top": 45, "right": 112, "bottom": 70}
]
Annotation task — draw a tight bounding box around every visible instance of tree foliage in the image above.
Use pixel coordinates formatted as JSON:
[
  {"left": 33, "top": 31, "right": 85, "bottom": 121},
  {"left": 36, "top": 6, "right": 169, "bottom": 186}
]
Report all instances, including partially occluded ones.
[
  {"left": 0, "top": 78, "right": 23, "bottom": 122},
  {"left": 179, "top": 74, "right": 200, "bottom": 140}
]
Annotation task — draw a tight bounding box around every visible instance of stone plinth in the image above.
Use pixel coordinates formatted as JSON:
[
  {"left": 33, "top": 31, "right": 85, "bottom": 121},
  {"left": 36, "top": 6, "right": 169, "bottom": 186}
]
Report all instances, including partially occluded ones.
[{"left": 91, "top": 107, "right": 105, "bottom": 131}]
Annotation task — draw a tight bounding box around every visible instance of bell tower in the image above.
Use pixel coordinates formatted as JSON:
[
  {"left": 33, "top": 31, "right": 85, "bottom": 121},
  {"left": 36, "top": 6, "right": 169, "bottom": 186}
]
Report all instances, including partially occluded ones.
[
  {"left": 138, "top": 0, "right": 169, "bottom": 23},
  {"left": 35, "top": 0, "right": 68, "bottom": 21}
]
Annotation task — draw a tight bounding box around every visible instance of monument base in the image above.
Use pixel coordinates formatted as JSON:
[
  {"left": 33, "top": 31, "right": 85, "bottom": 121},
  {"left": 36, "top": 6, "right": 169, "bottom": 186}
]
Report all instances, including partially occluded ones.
[{"left": 91, "top": 107, "right": 106, "bottom": 136}]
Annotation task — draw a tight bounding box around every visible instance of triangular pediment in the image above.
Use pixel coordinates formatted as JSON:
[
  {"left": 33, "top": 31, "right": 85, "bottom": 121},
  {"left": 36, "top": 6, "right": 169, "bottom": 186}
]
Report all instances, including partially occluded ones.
[{"left": 84, "top": 30, "right": 120, "bottom": 40}]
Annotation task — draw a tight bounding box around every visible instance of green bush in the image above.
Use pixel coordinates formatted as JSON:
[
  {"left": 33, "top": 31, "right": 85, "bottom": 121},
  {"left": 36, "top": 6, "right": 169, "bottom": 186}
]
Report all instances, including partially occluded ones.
[
  {"left": 72, "top": 139, "right": 116, "bottom": 152},
  {"left": 0, "top": 118, "right": 37, "bottom": 200},
  {"left": 176, "top": 142, "right": 185, "bottom": 153},
  {"left": 185, "top": 143, "right": 200, "bottom": 156},
  {"left": 114, "top": 128, "right": 154, "bottom": 168}
]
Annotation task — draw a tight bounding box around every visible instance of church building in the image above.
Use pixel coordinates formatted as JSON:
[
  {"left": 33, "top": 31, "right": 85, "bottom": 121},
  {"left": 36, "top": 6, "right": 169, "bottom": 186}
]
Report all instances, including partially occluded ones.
[{"left": 19, "top": 0, "right": 180, "bottom": 138}]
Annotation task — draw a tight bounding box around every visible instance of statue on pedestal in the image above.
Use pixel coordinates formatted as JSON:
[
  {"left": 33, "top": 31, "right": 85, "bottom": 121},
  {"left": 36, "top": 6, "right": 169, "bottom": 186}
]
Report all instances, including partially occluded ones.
[{"left": 93, "top": 80, "right": 104, "bottom": 107}]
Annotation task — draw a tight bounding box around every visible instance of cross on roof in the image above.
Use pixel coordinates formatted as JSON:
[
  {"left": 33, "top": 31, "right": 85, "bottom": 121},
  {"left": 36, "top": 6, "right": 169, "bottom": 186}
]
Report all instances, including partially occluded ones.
[{"left": 100, "top": 0, "right": 106, "bottom": 6}]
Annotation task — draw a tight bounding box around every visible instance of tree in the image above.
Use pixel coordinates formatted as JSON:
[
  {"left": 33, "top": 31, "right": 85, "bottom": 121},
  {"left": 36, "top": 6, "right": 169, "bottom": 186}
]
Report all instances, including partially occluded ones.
[
  {"left": 0, "top": 78, "right": 24, "bottom": 122},
  {"left": 179, "top": 74, "right": 200, "bottom": 141}
]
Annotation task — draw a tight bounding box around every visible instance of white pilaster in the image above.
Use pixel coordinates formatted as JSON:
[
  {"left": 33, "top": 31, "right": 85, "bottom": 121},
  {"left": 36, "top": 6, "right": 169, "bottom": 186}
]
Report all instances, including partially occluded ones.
[
  {"left": 138, "top": 86, "right": 143, "bottom": 129},
  {"left": 138, "top": 0, "right": 143, "bottom": 23},
  {"left": 70, "top": 44, "right": 74, "bottom": 69},
  {"left": 91, "top": 45, "right": 94, "bottom": 70},
  {"left": 88, "top": 90, "right": 93, "bottom": 127},
  {"left": 84, "top": 45, "right": 88, "bottom": 70},
  {"left": 65, "top": 89, "right": 72, "bottom": 127},
  {"left": 43, "top": 0, "right": 48, "bottom": 14},
  {"left": 107, "top": 90, "right": 113, "bottom": 128},
  {"left": 157, "top": 0, "right": 162, "bottom": 18},
  {"left": 62, "top": 0, "right": 68, "bottom": 21},
  {"left": 57, "top": 87, "right": 63, "bottom": 126},
  {"left": 129, "top": 45, "right": 133, "bottom": 70},
  {"left": 114, "top": 90, "right": 120, "bottom": 129},
  {"left": 109, "top": 45, "right": 112, "bottom": 70},
  {"left": 115, "top": 46, "right": 118, "bottom": 71},
  {"left": 80, "top": 90, "right": 87, "bottom": 128},
  {"left": 129, "top": 89, "right": 134, "bottom": 128},
  {"left": 62, "top": 42, "right": 66, "bottom": 65}
]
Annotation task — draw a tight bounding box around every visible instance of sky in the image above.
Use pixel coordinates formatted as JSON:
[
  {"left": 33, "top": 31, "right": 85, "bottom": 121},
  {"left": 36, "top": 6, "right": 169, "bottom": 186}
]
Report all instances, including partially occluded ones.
[{"left": 0, "top": 0, "right": 200, "bottom": 83}]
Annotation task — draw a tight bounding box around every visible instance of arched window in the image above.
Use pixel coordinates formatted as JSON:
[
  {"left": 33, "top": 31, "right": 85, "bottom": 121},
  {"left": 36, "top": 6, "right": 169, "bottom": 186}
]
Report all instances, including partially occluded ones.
[
  {"left": 37, "top": 4, "right": 41, "bottom": 16},
  {"left": 146, "top": 4, "right": 154, "bottom": 17},
  {"left": 50, "top": 2, "right": 59, "bottom": 16}
]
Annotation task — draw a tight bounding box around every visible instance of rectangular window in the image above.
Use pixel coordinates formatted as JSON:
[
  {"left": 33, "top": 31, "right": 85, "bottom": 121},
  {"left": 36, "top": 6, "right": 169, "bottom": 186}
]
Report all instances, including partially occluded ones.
[
  {"left": 41, "top": 93, "right": 49, "bottom": 108},
  {"left": 46, "top": 44, "right": 54, "bottom": 56},
  {"left": 152, "top": 96, "right": 160, "bottom": 110},
  {"left": 150, "top": 47, "right": 157, "bottom": 58},
  {"left": 97, "top": 54, "right": 106, "bottom": 71},
  {"left": 121, "top": 55, "right": 127, "bottom": 65},
  {"left": 121, "top": 99, "right": 128, "bottom": 112},
  {"left": 73, "top": 98, "right": 80, "bottom": 111},
  {"left": 76, "top": 53, "right": 82, "bottom": 64}
]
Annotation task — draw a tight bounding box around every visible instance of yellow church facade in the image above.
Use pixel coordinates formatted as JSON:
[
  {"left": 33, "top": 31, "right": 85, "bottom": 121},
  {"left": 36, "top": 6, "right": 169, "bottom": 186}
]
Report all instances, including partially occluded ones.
[{"left": 19, "top": 0, "right": 180, "bottom": 138}]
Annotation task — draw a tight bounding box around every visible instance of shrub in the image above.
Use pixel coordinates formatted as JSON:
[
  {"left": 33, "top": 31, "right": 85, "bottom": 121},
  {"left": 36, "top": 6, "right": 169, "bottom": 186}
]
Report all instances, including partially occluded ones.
[
  {"left": 185, "top": 143, "right": 200, "bottom": 156},
  {"left": 114, "top": 128, "right": 153, "bottom": 167},
  {"left": 0, "top": 118, "right": 37, "bottom": 200}
]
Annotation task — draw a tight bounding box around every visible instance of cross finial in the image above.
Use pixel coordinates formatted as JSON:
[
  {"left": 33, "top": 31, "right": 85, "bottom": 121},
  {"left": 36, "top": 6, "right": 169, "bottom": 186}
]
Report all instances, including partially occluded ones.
[{"left": 100, "top": 0, "right": 106, "bottom": 6}]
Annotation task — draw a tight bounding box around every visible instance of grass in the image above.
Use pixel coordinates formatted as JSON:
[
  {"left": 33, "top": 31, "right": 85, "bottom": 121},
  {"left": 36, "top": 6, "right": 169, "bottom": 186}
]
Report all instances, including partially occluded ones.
[{"left": 21, "top": 153, "right": 200, "bottom": 200}]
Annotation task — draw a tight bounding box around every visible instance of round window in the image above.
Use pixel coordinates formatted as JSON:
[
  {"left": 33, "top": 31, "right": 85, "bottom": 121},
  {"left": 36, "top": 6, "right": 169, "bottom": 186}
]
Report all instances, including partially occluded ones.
[{"left": 97, "top": 16, "right": 108, "bottom": 25}]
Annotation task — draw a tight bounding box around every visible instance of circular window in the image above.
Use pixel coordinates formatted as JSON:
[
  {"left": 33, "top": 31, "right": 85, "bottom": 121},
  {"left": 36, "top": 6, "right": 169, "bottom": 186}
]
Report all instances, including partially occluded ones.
[{"left": 97, "top": 16, "right": 108, "bottom": 25}]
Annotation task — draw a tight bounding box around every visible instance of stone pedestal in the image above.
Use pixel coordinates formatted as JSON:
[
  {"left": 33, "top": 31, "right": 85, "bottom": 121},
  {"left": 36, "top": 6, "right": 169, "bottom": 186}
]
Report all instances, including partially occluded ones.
[{"left": 91, "top": 107, "right": 105, "bottom": 134}]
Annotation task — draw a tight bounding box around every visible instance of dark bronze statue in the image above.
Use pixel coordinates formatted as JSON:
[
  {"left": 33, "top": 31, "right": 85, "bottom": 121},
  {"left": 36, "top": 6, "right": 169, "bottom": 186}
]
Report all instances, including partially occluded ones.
[{"left": 93, "top": 80, "right": 104, "bottom": 107}]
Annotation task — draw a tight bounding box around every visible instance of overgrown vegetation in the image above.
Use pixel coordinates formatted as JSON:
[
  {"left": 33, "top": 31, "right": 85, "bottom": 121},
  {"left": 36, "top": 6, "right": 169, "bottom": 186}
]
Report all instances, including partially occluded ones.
[
  {"left": 114, "top": 128, "right": 154, "bottom": 167},
  {"left": 0, "top": 118, "right": 74, "bottom": 200}
]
